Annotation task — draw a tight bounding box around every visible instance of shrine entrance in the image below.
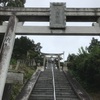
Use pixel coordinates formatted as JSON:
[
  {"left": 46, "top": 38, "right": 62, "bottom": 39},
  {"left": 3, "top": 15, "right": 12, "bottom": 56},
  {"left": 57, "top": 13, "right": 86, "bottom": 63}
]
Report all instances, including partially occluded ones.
[{"left": 0, "top": 2, "right": 100, "bottom": 99}]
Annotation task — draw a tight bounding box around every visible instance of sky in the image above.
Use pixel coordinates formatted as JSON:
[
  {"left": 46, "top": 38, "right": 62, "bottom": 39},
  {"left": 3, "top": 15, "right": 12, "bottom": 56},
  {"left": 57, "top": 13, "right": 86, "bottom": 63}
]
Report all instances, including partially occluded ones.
[{"left": 20, "top": 0, "right": 100, "bottom": 61}]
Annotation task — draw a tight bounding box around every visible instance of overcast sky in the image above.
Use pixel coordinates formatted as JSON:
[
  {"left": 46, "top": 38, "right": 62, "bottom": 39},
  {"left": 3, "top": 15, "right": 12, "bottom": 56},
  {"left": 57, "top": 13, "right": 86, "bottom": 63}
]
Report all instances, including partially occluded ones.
[{"left": 21, "top": 0, "right": 100, "bottom": 61}]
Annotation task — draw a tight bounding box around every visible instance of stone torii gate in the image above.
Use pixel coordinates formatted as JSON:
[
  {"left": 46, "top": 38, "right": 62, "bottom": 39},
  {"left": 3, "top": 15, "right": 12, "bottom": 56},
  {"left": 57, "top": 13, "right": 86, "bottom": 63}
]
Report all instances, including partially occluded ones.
[
  {"left": 0, "top": 2, "right": 100, "bottom": 99},
  {"left": 42, "top": 52, "right": 64, "bottom": 69}
]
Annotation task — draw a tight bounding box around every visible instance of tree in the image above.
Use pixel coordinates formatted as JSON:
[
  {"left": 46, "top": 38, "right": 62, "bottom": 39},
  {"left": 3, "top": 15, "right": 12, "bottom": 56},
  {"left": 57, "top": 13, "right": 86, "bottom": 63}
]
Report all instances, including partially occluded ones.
[
  {"left": 88, "top": 37, "right": 100, "bottom": 53},
  {"left": 0, "top": 0, "right": 26, "bottom": 7},
  {"left": 13, "top": 36, "right": 36, "bottom": 59},
  {"left": 67, "top": 38, "right": 100, "bottom": 91},
  {"left": 12, "top": 36, "right": 43, "bottom": 66},
  {"left": 67, "top": 54, "right": 76, "bottom": 62}
]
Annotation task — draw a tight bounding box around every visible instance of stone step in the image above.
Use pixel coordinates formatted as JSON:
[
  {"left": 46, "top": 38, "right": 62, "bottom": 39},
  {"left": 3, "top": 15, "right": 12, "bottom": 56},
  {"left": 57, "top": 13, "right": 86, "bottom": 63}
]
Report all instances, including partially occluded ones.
[
  {"left": 56, "top": 93, "right": 78, "bottom": 97},
  {"left": 56, "top": 98, "right": 79, "bottom": 100},
  {"left": 29, "top": 95, "right": 53, "bottom": 100},
  {"left": 32, "top": 91, "right": 53, "bottom": 94}
]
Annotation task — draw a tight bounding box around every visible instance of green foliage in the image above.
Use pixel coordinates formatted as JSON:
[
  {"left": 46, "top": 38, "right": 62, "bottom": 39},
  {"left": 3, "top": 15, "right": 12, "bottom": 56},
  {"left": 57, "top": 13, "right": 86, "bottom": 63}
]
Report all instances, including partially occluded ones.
[
  {"left": 0, "top": 0, "right": 26, "bottom": 7},
  {"left": 13, "top": 36, "right": 35, "bottom": 59},
  {"left": 10, "top": 59, "right": 17, "bottom": 65},
  {"left": 88, "top": 37, "right": 100, "bottom": 53},
  {"left": 67, "top": 38, "right": 100, "bottom": 91},
  {"left": 11, "top": 84, "right": 23, "bottom": 100},
  {"left": 12, "top": 36, "right": 43, "bottom": 68},
  {"left": 11, "top": 65, "right": 35, "bottom": 100}
]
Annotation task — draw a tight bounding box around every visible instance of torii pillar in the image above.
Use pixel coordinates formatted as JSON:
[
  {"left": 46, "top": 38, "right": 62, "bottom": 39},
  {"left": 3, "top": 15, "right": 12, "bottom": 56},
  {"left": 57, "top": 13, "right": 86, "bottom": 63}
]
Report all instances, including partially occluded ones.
[
  {"left": 46, "top": 57, "right": 49, "bottom": 68},
  {"left": 58, "top": 55, "right": 60, "bottom": 69},
  {"left": 43, "top": 56, "right": 46, "bottom": 69},
  {"left": 0, "top": 15, "right": 18, "bottom": 100}
]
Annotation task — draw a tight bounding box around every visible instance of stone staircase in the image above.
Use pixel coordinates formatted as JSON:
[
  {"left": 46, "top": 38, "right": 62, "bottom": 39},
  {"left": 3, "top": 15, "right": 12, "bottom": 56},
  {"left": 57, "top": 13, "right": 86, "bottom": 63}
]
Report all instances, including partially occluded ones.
[
  {"left": 28, "top": 69, "right": 54, "bottom": 100},
  {"left": 28, "top": 68, "right": 79, "bottom": 100}
]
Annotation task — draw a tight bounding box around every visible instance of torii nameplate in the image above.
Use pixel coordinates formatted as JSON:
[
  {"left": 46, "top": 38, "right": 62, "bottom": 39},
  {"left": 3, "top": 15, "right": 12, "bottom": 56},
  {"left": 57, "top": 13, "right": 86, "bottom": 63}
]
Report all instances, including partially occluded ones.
[{"left": 50, "top": 3, "right": 66, "bottom": 29}]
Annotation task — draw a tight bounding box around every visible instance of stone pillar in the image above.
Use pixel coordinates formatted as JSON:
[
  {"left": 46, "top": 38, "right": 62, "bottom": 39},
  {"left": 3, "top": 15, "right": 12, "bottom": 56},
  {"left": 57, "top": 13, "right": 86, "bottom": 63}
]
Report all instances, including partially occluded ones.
[
  {"left": 97, "top": 17, "right": 100, "bottom": 26},
  {"left": 15, "top": 60, "right": 20, "bottom": 70},
  {"left": 46, "top": 57, "right": 49, "bottom": 68},
  {"left": 0, "top": 15, "right": 18, "bottom": 100},
  {"left": 58, "top": 55, "right": 60, "bottom": 69},
  {"left": 43, "top": 56, "right": 46, "bottom": 69}
]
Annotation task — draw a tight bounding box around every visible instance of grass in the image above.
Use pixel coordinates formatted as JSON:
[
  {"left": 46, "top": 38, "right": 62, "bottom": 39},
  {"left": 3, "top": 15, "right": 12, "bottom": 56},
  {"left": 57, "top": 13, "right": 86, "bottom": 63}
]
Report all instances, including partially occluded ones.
[{"left": 10, "top": 61, "right": 35, "bottom": 100}]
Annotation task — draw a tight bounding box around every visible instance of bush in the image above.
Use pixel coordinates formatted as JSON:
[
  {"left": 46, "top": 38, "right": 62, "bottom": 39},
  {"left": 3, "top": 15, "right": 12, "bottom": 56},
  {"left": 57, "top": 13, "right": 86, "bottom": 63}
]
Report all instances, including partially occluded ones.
[{"left": 67, "top": 38, "right": 100, "bottom": 92}]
